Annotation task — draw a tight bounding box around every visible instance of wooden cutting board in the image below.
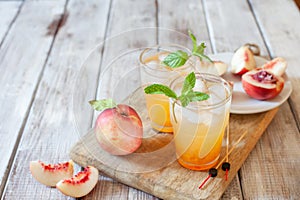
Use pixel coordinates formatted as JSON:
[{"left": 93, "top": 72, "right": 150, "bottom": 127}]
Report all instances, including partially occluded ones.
[{"left": 69, "top": 107, "right": 278, "bottom": 200}]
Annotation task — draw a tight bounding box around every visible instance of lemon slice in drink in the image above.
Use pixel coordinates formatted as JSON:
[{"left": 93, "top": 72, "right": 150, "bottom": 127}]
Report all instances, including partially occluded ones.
[
  {"left": 145, "top": 94, "right": 173, "bottom": 132},
  {"left": 149, "top": 105, "right": 169, "bottom": 125}
]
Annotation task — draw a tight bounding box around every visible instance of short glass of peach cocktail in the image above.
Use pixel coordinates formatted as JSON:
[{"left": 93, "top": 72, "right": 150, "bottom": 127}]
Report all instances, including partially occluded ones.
[{"left": 139, "top": 44, "right": 194, "bottom": 133}]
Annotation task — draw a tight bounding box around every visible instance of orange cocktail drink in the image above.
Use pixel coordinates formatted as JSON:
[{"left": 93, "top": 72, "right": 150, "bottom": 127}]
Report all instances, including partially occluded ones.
[
  {"left": 140, "top": 45, "right": 193, "bottom": 133},
  {"left": 144, "top": 94, "right": 172, "bottom": 132},
  {"left": 170, "top": 73, "right": 232, "bottom": 170}
]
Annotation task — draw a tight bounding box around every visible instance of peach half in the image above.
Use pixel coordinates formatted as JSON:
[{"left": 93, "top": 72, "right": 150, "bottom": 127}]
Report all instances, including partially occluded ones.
[
  {"left": 242, "top": 69, "right": 284, "bottom": 100},
  {"left": 259, "top": 57, "right": 287, "bottom": 77}
]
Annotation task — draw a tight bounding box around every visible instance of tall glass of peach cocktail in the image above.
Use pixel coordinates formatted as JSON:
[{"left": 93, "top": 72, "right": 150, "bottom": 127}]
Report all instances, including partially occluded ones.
[{"left": 170, "top": 73, "right": 232, "bottom": 170}]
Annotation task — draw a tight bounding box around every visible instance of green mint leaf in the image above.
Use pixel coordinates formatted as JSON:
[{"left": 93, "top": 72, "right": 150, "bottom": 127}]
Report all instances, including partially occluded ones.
[
  {"left": 178, "top": 91, "right": 209, "bottom": 107},
  {"left": 89, "top": 99, "right": 117, "bottom": 111},
  {"left": 189, "top": 31, "right": 212, "bottom": 63},
  {"left": 186, "top": 91, "right": 210, "bottom": 102},
  {"left": 194, "top": 42, "right": 206, "bottom": 55},
  {"left": 188, "top": 30, "right": 197, "bottom": 52},
  {"left": 178, "top": 95, "right": 190, "bottom": 107},
  {"left": 181, "top": 72, "right": 196, "bottom": 95},
  {"left": 144, "top": 84, "right": 177, "bottom": 99},
  {"left": 162, "top": 50, "right": 189, "bottom": 68},
  {"left": 178, "top": 72, "right": 210, "bottom": 107}
]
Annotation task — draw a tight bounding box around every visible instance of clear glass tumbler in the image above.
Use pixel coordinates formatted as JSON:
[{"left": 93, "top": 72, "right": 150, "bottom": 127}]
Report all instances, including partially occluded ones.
[
  {"left": 140, "top": 44, "right": 194, "bottom": 133},
  {"left": 169, "top": 73, "right": 232, "bottom": 170}
]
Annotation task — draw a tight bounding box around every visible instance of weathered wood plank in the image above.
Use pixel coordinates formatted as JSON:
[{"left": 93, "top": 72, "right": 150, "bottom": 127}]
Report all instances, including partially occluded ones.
[
  {"left": 220, "top": 175, "right": 243, "bottom": 200},
  {"left": 203, "top": 0, "right": 268, "bottom": 55},
  {"left": 240, "top": 103, "right": 300, "bottom": 199},
  {"left": 84, "top": 175, "right": 129, "bottom": 200},
  {"left": 1, "top": 0, "right": 110, "bottom": 199},
  {"left": 101, "top": 0, "right": 157, "bottom": 59},
  {"left": 240, "top": 0, "right": 300, "bottom": 199},
  {"left": 89, "top": 0, "right": 159, "bottom": 199},
  {"left": 0, "top": 0, "right": 66, "bottom": 196},
  {"left": 157, "top": 0, "right": 211, "bottom": 52},
  {"left": 0, "top": 1, "right": 22, "bottom": 45}
]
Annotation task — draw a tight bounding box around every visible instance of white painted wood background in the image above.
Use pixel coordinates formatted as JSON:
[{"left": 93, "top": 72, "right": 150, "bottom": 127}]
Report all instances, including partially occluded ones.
[{"left": 0, "top": 0, "right": 299, "bottom": 199}]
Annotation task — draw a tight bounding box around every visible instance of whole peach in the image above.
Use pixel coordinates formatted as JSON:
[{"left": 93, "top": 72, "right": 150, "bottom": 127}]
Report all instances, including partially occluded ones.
[{"left": 95, "top": 104, "right": 143, "bottom": 155}]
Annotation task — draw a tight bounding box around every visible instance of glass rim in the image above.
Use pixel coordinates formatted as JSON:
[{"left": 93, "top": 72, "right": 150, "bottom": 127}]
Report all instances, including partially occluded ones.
[
  {"left": 169, "top": 72, "right": 233, "bottom": 110},
  {"left": 139, "top": 43, "right": 192, "bottom": 72}
]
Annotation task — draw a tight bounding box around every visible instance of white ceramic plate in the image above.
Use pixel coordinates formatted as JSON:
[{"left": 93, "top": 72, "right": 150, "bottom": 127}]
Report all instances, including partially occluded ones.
[{"left": 209, "top": 52, "right": 292, "bottom": 114}]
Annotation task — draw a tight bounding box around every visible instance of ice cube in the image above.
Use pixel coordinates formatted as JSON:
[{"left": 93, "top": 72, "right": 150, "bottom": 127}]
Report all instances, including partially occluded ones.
[
  {"left": 158, "top": 52, "right": 169, "bottom": 62},
  {"left": 146, "top": 60, "right": 159, "bottom": 66},
  {"left": 180, "top": 103, "right": 213, "bottom": 125},
  {"left": 194, "top": 78, "right": 209, "bottom": 93},
  {"left": 209, "top": 83, "right": 227, "bottom": 105}
]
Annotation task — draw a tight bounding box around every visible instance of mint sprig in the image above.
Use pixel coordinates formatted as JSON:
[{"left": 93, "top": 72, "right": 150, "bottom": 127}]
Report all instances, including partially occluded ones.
[
  {"left": 181, "top": 71, "right": 196, "bottom": 95},
  {"left": 189, "top": 30, "right": 212, "bottom": 62},
  {"left": 89, "top": 99, "right": 117, "bottom": 111},
  {"left": 144, "top": 72, "right": 209, "bottom": 122},
  {"left": 162, "top": 50, "right": 189, "bottom": 68},
  {"left": 162, "top": 30, "right": 212, "bottom": 68},
  {"left": 144, "top": 84, "right": 177, "bottom": 99}
]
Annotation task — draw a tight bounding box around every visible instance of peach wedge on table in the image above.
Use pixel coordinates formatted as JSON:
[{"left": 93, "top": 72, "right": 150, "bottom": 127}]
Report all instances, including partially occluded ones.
[
  {"left": 56, "top": 166, "right": 99, "bottom": 198},
  {"left": 29, "top": 160, "right": 74, "bottom": 187}
]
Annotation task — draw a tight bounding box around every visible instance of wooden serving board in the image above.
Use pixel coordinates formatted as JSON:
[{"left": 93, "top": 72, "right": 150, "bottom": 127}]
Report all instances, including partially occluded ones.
[{"left": 69, "top": 107, "right": 278, "bottom": 200}]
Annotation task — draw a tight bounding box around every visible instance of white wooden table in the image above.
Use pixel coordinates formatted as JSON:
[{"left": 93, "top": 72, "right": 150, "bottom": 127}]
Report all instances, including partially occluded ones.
[{"left": 0, "top": 0, "right": 299, "bottom": 199}]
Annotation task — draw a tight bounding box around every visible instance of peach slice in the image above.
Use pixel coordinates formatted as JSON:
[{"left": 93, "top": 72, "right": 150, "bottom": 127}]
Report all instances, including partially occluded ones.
[
  {"left": 260, "top": 57, "right": 287, "bottom": 77},
  {"left": 56, "top": 166, "right": 99, "bottom": 198},
  {"left": 213, "top": 61, "right": 228, "bottom": 76},
  {"left": 30, "top": 160, "right": 74, "bottom": 187},
  {"left": 242, "top": 69, "right": 284, "bottom": 100},
  {"left": 95, "top": 104, "right": 143, "bottom": 155},
  {"left": 193, "top": 56, "right": 228, "bottom": 76},
  {"left": 231, "top": 45, "right": 256, "bottom": 75}
]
